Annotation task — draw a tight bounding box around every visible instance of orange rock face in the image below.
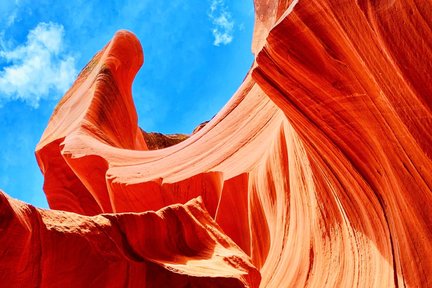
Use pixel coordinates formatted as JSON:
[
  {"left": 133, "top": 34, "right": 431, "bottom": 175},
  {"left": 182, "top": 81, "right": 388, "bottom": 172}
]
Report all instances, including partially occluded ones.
[
  {"left": 1, "top": 0, "right": 431, "bottom": 287},
  {"left": 141, "top": 129, "right": 189, "bottom": 150}
]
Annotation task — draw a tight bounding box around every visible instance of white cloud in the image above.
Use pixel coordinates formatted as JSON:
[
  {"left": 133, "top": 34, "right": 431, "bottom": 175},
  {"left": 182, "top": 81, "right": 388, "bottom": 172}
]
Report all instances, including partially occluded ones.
[
  {"left": 6, "top": 10, "right": 17, "bottom": 27},
  {"left": 208, "top": 0, "right": 234, "bottom": 46},
  {"left": 0, "top": 22, "right": 77, "bottom": 107}
]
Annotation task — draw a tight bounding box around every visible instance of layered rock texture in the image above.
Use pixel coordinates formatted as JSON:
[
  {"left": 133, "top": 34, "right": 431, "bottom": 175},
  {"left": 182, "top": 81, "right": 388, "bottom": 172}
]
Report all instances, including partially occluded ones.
[
  {"left": 141, "top": 130, "right": 189, "bottom": 150},
  {"left": 1, "top": 0, "right": 431, "bottom": 287}
]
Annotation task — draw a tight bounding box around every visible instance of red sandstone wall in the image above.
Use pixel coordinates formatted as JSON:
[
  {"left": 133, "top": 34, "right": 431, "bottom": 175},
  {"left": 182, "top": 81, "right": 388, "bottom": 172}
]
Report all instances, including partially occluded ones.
[{"left": 1, "top": 0, "right": 431, "bottom": 287}]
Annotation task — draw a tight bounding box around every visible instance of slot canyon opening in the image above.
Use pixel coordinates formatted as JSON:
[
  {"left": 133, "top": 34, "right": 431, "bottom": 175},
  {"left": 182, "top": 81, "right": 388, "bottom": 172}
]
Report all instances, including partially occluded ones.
[
  {"left": 0, "top": 1, "right": 255, "bottom": 207},
  {"left": 133, "top": 1, "right": 256, "bottom": 149}
]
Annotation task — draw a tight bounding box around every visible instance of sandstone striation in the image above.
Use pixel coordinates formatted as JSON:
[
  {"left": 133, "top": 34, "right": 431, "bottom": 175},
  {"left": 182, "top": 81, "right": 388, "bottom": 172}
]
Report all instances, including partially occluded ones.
[
  {"left": 141, "top": 129, "right": 189, "bottom": 150},
  {"left": 1, "top": 0, "right": 431, "bottom": 287}
]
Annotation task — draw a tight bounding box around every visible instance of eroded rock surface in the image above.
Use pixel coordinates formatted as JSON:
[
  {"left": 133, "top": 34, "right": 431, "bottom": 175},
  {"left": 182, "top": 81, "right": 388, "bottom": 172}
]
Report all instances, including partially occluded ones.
[
  {"left": 1, "top": 0, "right": 431, "bottom": 287},
  {"left": 141, "top": 129, "right": 189, "bottom": 150}
]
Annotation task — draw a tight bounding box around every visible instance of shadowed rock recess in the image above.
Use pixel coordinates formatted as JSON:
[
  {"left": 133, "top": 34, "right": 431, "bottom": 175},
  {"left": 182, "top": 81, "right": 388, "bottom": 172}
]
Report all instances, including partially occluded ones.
[{"left": 1, "top": 0, "right": 431, "bottom": 287}]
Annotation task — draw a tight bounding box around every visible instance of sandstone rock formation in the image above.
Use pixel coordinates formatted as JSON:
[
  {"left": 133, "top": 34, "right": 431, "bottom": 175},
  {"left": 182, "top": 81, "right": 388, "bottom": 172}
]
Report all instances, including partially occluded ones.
[
  {"left": 141, "top": 129, "right": 189, "bottom": 150},
  {"left": 1, "top": 0, "right": 431, "bottom": 287}
]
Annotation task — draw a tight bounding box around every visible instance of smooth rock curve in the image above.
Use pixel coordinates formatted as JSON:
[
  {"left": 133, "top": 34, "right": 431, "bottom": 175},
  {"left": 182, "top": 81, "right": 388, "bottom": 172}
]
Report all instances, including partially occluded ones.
[{"left": 1, "top": 0, "right": 431, "bottom": 287}]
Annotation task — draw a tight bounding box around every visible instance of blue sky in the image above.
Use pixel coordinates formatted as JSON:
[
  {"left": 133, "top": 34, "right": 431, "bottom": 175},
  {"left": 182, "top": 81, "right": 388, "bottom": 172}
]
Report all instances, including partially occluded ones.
[{"left": 0, "top": 0, "right": 255, "bottom": 208}]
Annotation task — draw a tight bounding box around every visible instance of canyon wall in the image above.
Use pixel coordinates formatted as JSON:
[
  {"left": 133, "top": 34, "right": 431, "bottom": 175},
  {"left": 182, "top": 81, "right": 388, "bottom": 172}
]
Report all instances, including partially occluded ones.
[{"left": 1, "top": 0, "right": 431, "bottom": 287}]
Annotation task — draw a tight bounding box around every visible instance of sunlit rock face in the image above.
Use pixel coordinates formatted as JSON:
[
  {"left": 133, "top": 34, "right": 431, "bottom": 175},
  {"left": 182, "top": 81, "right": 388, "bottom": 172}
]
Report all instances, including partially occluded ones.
[
  {"left": 1, "top": 0, "right": 431, "bottom": 287},
  {"left": 141, "top": 129, "right": 189, "bottom": 150}
]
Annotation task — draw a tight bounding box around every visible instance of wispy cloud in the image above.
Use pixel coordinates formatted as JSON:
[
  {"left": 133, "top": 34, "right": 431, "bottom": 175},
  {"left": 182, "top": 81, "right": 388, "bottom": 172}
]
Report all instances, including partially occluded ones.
[
  {"left": 208, "top": 0, "right": 234, "bottom": 46},
  {"left": 6, "top": 9, "right": 18, "bottom": 27},
  {"left": 0, "top": 22, "right": 77, "bottom": 107}
]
